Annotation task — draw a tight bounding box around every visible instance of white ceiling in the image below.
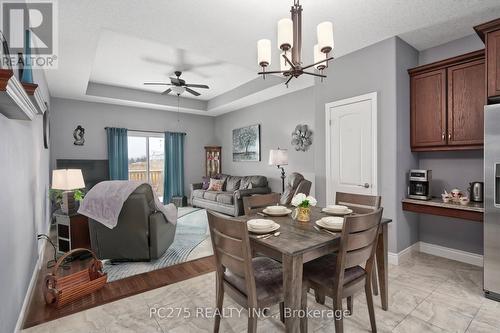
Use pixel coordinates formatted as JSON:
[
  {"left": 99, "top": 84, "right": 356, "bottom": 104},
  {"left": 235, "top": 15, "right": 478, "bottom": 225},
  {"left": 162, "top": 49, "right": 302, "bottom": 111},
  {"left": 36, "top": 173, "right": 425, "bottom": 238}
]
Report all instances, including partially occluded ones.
[{"left": 45, "top": 0, "right": 500, "bottom": 115}]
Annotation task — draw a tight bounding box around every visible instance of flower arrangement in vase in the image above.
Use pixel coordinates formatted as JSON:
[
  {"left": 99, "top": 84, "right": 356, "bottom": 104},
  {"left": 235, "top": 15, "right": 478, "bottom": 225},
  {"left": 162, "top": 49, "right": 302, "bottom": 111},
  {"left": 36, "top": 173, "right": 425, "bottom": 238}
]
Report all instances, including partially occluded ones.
[{"left": 291, "top": 193, "right": 317, "bottom": 222}]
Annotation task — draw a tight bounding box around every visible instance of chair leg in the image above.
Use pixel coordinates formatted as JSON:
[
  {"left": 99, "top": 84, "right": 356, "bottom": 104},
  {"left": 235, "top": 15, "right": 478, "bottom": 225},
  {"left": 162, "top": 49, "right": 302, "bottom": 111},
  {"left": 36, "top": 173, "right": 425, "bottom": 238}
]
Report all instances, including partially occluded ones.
[
  {"left": 314, "top": 288, "right": 326, "bottom": 305},
  {"left": 365, "top": 281, "right": 377, "bottom": 333},
  {"left": 248, "top": 312, "right": 258, "bottom": 333},
  {"left": 333, "top": 298, "right": 344, "bottom": 333},
  {"left": 214, "top": 277, "right": 224, "bottom": 333},
  {"left": 372, "top": 266, "right": 379, "bottom": 296},
  {"left": 279, "top": 302, "right": 285, "bottom": 324},
  {"left": 301, "top": 286, "right": 308, "bottom": 333},
  {"left": 347, "top": 296, "right": 353, "bottom": 315}
]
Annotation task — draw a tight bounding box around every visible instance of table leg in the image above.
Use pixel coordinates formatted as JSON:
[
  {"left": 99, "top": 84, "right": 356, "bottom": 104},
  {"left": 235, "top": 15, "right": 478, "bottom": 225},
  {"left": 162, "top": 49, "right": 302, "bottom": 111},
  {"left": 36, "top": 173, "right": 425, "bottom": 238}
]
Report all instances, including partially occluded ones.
[
  {"left": 376, "top": 223, "right": 388, "bottom": 310},
  {"left": 283, "top": 253, "right": 304, "bottom": 333}
]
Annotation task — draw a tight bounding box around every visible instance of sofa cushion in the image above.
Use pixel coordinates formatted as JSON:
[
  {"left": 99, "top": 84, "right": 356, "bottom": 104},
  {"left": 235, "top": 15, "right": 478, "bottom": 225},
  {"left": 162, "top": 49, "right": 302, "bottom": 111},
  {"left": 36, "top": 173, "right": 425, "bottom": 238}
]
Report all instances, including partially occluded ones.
[
  {"left": 241, "top": 176, "right": 268, "bottom": 189},
  {"left": 204, "top": 191, "right": 219, "bottom": 201},
  {"left": 216, "top": 193, "right": 234, "bottom": 205},
  {"left": 192, "top": 189, "right": 206, "bottom": 199},
  {"left": 225, "top": 176, "right": 242, "bottom": 192}
]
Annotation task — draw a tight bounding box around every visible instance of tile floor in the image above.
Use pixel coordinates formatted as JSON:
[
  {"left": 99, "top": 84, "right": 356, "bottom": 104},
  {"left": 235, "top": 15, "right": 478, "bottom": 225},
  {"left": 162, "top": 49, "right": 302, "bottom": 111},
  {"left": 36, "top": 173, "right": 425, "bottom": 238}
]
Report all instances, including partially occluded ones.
[{"left": 23, "top": 252, "right": 500, "bottom": 333}]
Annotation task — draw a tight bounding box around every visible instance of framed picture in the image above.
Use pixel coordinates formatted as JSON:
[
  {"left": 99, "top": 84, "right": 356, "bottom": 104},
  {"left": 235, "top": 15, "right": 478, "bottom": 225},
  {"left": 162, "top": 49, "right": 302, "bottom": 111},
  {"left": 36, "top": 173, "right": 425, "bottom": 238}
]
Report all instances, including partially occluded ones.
[{"left": 232, "top": 124, "right": 261, "bottom": 162}]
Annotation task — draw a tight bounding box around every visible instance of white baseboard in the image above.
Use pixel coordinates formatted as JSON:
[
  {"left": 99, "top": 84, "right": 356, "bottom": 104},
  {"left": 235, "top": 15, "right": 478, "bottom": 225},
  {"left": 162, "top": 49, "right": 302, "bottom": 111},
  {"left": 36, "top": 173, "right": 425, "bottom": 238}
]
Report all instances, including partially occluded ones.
[
  {"left": 419, "top": 241, "right": 483, "bottom": 267},
  {"left": 389, "top": 241, "right": 483, "bottom": 267},
  {"left": 388, "top": 242, "right": 420, "bottom": 265}
]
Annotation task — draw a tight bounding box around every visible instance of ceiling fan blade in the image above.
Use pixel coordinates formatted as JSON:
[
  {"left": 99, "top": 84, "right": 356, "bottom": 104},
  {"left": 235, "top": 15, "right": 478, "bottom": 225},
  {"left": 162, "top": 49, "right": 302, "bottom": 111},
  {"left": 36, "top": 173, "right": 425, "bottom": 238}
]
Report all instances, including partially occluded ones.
[
  {"left": 144, "top": 82, "right": 172, "bottom": 85},
  {"left": 162, "top": 88, "right": 172, "bottom": 95},
  {"left": 185, "top": 87, "right": 201, "bottom": 96},
  {"left": 185, "top": 84, "right": 209, "bottom": 89}
]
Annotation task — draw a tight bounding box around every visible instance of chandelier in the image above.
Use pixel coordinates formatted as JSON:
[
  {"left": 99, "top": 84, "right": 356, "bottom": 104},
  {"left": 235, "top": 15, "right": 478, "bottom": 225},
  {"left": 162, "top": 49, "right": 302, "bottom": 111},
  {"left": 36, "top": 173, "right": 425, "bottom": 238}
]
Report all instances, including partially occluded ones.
[{"left": 257, "top": 0, "right": 334, "bottom": 86}]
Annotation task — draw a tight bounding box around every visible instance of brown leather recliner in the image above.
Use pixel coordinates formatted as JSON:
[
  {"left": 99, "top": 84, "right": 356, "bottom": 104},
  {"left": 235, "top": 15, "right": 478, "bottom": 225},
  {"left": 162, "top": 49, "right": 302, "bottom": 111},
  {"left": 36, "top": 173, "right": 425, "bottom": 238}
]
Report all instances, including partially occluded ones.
[
  {"left": 88, "top": 184, "right": 176, "bottom": 261},
  {"left": 280, "top": 172, "right": 312, "bottom": 205}
]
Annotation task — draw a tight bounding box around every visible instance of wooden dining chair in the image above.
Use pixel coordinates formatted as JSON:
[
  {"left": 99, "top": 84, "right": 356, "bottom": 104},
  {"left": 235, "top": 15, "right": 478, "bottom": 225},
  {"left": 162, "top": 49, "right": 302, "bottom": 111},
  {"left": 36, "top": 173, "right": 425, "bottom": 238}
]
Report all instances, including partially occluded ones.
[
  {"left": 207, "top": 210, "right": 285, "bottom": 333},
  {"left": 242, "top": 192, "right": 281, "bottom": 215},
  {"left": 301, "top": 208, "right": 383, "bottom": 333},
  {"left": 335, "top": 192, "right": 382, "bottom": 298}
]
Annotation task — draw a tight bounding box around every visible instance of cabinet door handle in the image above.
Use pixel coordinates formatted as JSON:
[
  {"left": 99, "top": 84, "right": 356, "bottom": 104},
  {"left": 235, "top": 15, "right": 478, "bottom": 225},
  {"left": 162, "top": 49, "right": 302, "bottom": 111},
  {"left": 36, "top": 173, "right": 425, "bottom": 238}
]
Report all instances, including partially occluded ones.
[
  {"left": 442, "top": 132, "right": 445, "bottom": 140},
  {"left": 357, "top": 183, "right": 370, "bottom": 188},
  {"left": 448, "top": 132, "right": 451, "bottom": 140}
]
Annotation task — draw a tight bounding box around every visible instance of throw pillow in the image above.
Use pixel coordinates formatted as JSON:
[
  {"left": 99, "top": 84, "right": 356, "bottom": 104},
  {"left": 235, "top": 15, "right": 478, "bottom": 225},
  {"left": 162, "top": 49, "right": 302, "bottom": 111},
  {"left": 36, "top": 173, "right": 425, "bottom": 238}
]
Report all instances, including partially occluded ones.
[
  {"left": 207, "top": 178, "right": 224, "bottom": 191},
  {"left": 202, "top": 176, "right": 210, "bottom": 190}
]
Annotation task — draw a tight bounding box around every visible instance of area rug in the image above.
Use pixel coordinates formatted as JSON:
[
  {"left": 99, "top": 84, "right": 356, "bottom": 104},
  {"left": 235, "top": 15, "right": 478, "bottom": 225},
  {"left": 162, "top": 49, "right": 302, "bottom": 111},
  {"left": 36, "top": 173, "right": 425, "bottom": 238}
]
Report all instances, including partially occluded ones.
[{"left": 102, "top": 207, "right": 210, "bottom": 282}]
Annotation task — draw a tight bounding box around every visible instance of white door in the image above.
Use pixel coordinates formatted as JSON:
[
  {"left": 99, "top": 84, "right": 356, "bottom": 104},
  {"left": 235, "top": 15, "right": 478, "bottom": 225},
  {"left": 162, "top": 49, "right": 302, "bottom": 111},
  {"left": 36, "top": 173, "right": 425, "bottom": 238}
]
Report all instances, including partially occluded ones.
[{"left": 325, "top": 92, "right": 378, "bottom": 204}]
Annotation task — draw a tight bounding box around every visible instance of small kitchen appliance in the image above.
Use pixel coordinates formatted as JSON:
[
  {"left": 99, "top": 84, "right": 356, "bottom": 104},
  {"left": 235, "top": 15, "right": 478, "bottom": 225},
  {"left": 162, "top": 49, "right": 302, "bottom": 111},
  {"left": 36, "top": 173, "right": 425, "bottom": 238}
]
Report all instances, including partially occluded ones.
[
  {"left": 468, "top": 182, "right": 484, "bottom": 202},
  {"left": 408, "top": 169, "right": 432, "bottom": 200}
]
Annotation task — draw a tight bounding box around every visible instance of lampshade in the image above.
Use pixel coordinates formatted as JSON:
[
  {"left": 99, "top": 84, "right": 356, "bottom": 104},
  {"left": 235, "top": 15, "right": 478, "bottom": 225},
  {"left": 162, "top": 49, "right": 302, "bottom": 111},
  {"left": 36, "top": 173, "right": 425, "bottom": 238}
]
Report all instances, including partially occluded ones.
[
  {"left": 277, "top": 18, "right": 293, "bottom": 51},
  {"left": 317, "top": 21, "right": 334, "bottom": 53},
  {"left": 257, "top": 39, "right": 272, "bottom": 67},
  {"left": 269, "top": 149, "right": 288, "bottom": 166},
  {"left": 313, "top": 44, "right": 326, "bottom": 69},
  {"left": 52, "top": 169, "right": 85, "bottom": 190},
  {"left": 280, "top": 52, "right": 291, "bottom": 72}
]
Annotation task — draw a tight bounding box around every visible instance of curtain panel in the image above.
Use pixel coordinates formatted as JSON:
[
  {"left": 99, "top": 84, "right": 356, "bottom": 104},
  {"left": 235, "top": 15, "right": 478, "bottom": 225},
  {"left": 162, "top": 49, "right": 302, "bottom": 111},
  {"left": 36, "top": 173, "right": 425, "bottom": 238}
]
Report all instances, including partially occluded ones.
[
  {"left": 106, "top": 127, "right": 129, "bottom": 180},
  {"left": 164, "top": 131, "right": 186, "bottom": 204}
]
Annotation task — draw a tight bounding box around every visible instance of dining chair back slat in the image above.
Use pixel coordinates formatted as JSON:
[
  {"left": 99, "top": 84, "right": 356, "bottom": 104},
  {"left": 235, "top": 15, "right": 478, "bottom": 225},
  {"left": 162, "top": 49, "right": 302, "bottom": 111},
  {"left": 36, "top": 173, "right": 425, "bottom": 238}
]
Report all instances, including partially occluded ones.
[
  {"left": 335, "top": 192, "right": 381, "bottom": 211},
  {"left": 243, "top": 193, "right": 281, "bottom": 215},
  {"left": 345, "top": 225, "right": 379, "bottom": 251}
]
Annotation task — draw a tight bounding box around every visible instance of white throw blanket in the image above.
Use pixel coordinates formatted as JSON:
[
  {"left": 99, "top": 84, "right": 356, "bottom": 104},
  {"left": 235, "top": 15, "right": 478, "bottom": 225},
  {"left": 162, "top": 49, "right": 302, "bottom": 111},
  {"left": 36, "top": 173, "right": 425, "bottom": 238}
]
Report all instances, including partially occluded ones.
[{"left": 78, "top": 180, "right": 177, "bottom": 229}]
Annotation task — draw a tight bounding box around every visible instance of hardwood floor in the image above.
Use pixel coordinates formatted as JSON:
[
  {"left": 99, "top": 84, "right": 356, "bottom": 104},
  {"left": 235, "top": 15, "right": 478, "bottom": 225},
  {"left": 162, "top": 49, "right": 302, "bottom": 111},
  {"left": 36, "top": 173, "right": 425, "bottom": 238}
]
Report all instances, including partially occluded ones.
[{"left": 22, "top": 254, "right": 215, "bottom": 329}]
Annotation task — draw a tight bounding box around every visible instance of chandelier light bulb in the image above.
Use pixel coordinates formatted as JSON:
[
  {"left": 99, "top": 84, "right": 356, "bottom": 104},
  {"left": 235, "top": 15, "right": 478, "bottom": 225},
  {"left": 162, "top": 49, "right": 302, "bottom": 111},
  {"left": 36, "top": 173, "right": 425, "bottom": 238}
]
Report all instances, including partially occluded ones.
[
  {"left": 277, "top": 18, "right": 293, "bottom": 51},
  {"left": 317, "top": 21, "right": 334, "bottom": 53},
  {"left": 257, "top": 39, "right": 272, "bottom": 67}
]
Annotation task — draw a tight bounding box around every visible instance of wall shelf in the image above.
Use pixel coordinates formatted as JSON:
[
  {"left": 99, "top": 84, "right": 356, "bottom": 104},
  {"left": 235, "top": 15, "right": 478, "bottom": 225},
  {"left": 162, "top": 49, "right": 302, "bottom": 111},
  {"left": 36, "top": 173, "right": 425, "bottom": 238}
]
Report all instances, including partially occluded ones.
[
  {"left": 22, "top": 82, "right": 47, "bottom": 114},
  {"left": 0, "top": 69, "right": 39, "bottom": 120},
  {"left": 402, "top": 198, "right": 483, "bottom": 222}
]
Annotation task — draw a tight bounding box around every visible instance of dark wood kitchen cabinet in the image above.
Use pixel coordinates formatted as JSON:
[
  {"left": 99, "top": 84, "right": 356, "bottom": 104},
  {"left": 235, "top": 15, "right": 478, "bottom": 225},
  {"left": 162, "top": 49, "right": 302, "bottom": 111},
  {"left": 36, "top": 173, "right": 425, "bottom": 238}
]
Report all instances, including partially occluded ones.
[
  {"left": 409, "top": 50, "right": 485, "bottom": 152},
  {"left": 475, "top": 18, "right": 500, "bottom": 103}
]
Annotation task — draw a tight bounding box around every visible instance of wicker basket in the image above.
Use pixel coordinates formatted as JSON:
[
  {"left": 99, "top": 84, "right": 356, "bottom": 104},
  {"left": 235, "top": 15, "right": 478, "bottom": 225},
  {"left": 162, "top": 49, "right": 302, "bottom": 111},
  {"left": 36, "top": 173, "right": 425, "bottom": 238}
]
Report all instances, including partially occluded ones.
[{"left": 43, "top": 248, "right": 107, "bottom": 308}]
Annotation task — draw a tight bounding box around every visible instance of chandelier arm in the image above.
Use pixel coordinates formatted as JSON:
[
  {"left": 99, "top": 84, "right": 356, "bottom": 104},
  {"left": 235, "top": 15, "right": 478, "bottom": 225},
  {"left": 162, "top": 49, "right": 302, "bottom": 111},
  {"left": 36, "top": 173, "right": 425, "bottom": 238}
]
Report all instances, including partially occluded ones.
[
  {"left": 282, "top": 54, "right": 296, "bottom": 69},
  {"left": 301, "top": 56, "right": 334, "bottom": 70},
  {"left": 258, "top": 70, "right": 290, "bottom": 75},
  {"left": 285, "top": 75, "right": 293, "bottom": 86},
  {"left": 302, "top": 71, "right": 327, "bottom": 78}
]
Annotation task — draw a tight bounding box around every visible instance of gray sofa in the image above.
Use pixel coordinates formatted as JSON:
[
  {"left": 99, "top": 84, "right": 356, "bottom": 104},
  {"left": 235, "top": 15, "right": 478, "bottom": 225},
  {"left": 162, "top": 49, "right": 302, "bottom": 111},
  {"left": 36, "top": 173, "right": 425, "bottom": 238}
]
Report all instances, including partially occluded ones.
[
  {"left": 88, "top": 184, "right": 176, "bottom": 261},
  {"left": 191, "top": 174, "right": 271, "bottom": 216}
]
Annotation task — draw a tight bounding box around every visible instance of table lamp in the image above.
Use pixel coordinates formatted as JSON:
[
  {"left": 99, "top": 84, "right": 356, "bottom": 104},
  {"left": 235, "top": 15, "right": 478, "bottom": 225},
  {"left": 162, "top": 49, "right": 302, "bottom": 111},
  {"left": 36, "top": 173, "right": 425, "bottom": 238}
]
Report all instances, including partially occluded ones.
[
  {"left": 52, "top": 169, "right": 85, "bottom": 215},
  {"left": 269, "top": 148, "right": 288, "bottom": 193}
]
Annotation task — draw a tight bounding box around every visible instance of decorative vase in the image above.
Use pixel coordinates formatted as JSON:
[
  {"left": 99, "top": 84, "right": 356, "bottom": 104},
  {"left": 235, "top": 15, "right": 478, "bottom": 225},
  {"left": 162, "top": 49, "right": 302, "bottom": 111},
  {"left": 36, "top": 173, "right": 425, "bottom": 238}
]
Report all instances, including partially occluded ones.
[{"left": 296, "top": 206, "right": 311, "bottom": 222}]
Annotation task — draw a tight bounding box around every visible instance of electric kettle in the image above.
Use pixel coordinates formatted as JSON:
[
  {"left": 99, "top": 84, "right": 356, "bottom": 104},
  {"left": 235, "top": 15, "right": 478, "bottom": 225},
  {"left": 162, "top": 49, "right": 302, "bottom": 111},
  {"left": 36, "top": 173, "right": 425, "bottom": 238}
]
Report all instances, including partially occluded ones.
[{"left": 468, "top": 182, "right": 484, "bottom": 202}]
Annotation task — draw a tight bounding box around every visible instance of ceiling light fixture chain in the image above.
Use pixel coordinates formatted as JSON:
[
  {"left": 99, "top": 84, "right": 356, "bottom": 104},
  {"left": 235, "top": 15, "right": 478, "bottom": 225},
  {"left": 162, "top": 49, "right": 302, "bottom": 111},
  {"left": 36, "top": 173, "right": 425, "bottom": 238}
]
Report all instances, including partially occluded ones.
[{"left": 257, "top": 0, "right": 335, "bottom": 86}]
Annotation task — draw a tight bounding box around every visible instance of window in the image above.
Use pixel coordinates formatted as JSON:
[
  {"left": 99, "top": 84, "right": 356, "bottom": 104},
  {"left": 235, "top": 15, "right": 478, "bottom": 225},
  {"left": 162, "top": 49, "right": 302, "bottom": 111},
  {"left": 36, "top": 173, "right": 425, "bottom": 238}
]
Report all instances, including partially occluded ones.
[{"left": 127, "top": 132, "right": 165, "bottom": 200}]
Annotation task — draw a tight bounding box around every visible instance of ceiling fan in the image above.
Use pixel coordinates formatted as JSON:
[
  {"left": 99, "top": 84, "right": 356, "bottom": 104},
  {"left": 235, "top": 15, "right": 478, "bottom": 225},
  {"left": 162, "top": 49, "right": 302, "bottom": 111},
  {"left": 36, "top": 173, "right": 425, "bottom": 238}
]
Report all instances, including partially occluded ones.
[{"left": 143, "top": 71, "right": 210, "bottom": 96}]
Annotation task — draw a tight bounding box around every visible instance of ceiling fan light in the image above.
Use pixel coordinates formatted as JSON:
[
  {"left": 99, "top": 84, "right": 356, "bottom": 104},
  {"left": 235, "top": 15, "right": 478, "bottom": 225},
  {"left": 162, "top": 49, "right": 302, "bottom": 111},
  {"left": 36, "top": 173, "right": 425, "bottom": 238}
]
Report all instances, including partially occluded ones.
[
  {"left": 277, "top": 18, "right": 293, "bottom": 51},
  {"left": 317, "top": 21, "right": 334, "bottom": 53},
  {"left": 171, "top": 86, "right": 185, "bottom": 95},
  {"left": 257, "top": 39, "right": 272, "bottom": 67},
  {"left": 313, "top": 44, "right": 326, "bottom": 70}
]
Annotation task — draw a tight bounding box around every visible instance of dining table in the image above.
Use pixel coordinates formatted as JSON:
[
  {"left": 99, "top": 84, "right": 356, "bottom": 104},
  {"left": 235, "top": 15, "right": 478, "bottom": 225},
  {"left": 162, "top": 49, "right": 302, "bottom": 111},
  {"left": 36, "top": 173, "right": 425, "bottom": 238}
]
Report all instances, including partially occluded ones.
[{"left": 238, "top": 206, "right": 392, "bottom": 333}]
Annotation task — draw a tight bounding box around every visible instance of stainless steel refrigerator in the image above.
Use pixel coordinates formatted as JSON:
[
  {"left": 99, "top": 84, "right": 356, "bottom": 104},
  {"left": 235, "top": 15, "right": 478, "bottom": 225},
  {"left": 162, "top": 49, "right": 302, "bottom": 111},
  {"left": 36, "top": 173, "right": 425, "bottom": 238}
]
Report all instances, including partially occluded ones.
[{"left": 484, "top": 104, "right": 500, "bottom": 301}]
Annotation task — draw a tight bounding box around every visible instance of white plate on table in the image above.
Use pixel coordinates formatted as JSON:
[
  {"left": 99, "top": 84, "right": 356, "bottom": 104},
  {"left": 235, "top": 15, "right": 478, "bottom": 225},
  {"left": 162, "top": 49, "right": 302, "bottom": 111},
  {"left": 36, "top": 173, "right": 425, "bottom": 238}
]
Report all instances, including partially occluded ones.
[
  {"left": 248, "top": 222, "right": 280, "bottom": 234},
  {"left": 315, "top": 216, "right": 344, "bottom": 231},
  {"left": 322, "top": 207, "right": 353, "bottom": 216},
  {"left": 262, "top": 207, "right": 292, "bottom": 216}
]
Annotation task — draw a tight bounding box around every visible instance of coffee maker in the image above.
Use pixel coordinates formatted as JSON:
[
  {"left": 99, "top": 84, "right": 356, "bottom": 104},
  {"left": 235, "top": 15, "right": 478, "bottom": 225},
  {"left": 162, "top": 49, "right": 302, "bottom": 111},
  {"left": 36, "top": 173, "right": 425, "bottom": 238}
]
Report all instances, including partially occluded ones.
[{"left": 408, "top": 170, "right": 432, "bottom": 200}]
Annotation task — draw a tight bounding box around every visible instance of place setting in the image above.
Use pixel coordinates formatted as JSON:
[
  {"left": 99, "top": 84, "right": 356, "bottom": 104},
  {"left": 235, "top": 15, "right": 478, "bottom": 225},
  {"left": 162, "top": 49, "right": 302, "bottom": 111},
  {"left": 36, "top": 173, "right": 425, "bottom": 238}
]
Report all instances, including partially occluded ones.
[
  {"left": 321, "top": 204, "right": 353, "bottom": 216},
  {"left": 247, "top": 218, "right": 281, "bottom": 239},
  {"left": 258, "top": 204, "right": 293, "bottom": 217}
]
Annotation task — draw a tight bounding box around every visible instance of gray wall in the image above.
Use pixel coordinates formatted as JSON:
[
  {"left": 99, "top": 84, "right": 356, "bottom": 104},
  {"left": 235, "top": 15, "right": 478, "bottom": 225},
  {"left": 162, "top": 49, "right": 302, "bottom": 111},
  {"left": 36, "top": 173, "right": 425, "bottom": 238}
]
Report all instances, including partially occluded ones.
[
  {"left": 313, "top": 37, "right": 401, "bottom": 252},
  {"left": 0, "top": 70, "right": 51, "bottom": 333},
  {"left": 50, "top": 98, "right": 216, "bottom": 196},
  {"left": 416, "top": 34, "right": 485, "bottom": 254},
  {"left": 213, "top": 88, "right": 315, "bottom": 193}
]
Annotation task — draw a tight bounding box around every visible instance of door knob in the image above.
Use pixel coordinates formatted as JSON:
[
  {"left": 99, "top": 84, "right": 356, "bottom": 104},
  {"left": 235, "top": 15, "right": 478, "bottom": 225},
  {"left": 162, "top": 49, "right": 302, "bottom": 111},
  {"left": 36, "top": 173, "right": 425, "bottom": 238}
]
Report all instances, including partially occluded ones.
[{"left": 358, "top": 183, "right": 370, "bottom": 188}]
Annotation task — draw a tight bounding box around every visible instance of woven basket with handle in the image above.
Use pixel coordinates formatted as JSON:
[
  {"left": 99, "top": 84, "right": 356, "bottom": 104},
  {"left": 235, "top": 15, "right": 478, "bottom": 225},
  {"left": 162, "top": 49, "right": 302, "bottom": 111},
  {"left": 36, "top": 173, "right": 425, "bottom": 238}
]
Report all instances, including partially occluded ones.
[{"left": 43, "top": 248, "right": 107, "bottom": 308}]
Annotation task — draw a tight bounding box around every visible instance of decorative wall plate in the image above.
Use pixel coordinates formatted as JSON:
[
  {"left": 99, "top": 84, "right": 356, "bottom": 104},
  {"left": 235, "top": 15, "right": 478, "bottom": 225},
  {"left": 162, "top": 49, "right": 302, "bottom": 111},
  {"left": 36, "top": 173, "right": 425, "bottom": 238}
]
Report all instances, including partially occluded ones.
[{"left": 291, "top": 124, "right": 313, "bottom": 151}]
